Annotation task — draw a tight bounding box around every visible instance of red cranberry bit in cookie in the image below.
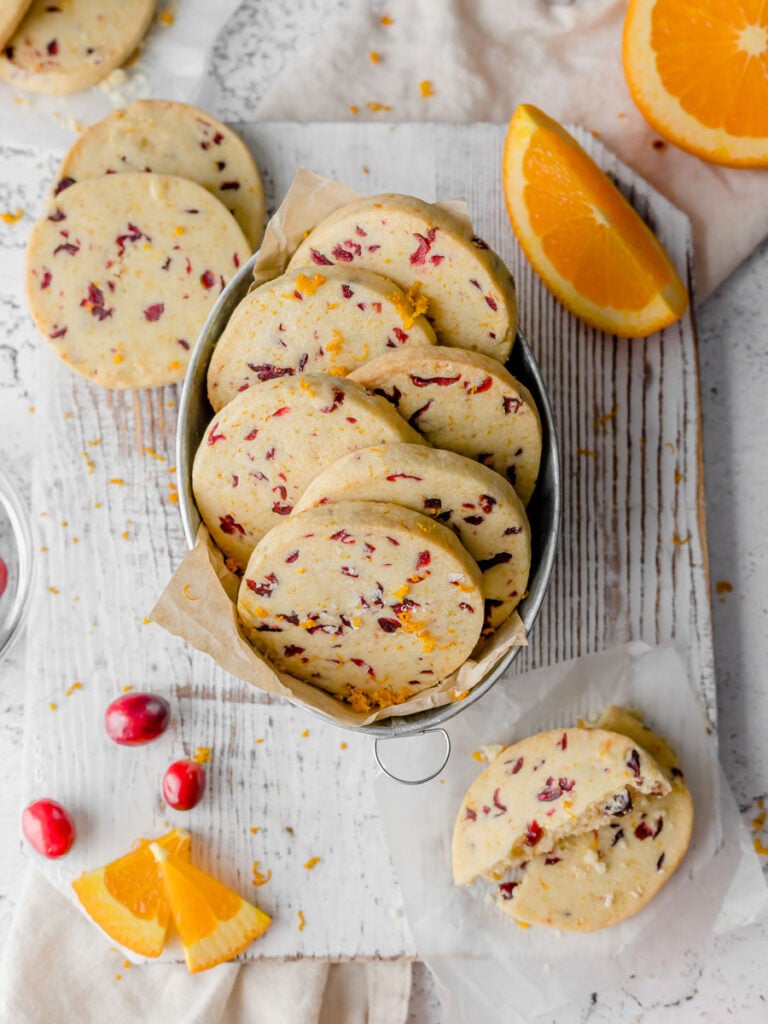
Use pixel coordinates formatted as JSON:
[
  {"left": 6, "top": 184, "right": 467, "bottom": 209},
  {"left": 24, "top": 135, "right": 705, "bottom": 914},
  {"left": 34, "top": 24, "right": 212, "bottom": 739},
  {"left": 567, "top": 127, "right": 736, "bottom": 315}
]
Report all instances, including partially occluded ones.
[
  {"left": 625, "top": 748, "right": 642, "bottom": 778},
  {"left": 505, "top": 756, "right": 524, "bottom": 775},
  {"left": 246, "top": 573, "right": 278, "bottom": 597},
  {"left": 219, "top": 513, "right": 245, "bottom": 535},
  {"left": 200, "top": 269, "right": 216, "bottom": 289},
  {"left": 143, "top": 303, "right": 165, "bottom": 322},
  {"left": 536, "top": 777, "right": 563, "bottom": 802},
  {"left": 409, "top": 228, "right": 438, "bottom": 266},
  {"left": 634, "top": 821, "right": 654, "bottom": 840},
  {"left": 105, "top": 692, "right": 170, "bottom": 746},
  {"left": 410, "top": 374, "right": 460, "bottom": 388},
  {"left": 503, "top": 396, "right": 523, "bottom": 415},
  {"left": 524, "top": 820, "right": 543, "bottom": 846},
  {"left": 162, "top": 760, "right": 206, "bottom": 811},
  {"left": 22, "top": 799, "right": 75, "bottom": 859},
  {"left": 498, "top": 881, "right": 518, "bottom": 900}
]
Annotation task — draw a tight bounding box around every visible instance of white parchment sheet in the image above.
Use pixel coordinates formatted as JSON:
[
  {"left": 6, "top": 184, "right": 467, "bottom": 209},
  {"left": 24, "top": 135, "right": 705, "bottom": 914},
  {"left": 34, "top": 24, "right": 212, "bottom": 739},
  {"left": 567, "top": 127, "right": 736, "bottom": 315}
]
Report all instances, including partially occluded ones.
[
  {"left": 0, "top": 0, "right": 240, "bottom": 150},
  {"left": 374, "top": 642, "right": 768, "bottom": 1021}
]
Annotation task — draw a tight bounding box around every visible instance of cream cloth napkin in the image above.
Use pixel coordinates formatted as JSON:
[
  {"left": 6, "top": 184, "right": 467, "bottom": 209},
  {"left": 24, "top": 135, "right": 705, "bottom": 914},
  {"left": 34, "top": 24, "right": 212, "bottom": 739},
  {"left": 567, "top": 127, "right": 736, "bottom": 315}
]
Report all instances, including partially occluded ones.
[
  {"left": 0, "top": 869, "right": 411, "bottom": 1024},
  {"left": 256, "top": 0, "right": 768, "bottom": 299}
]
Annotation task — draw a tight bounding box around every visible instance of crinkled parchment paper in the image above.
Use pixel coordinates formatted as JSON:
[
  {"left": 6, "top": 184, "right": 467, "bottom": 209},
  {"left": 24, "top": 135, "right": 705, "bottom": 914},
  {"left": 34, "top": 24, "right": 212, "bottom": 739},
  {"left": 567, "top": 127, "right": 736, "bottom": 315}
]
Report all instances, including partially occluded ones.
[
  {"left": 152, "top": 170, "right": 528, "bottom": 728},
  {"left": 373, "top": 642, "right": 768, "bottom": 1021},
  {"left": 0, "top": 0, "right": 241, "bottom": 149}
]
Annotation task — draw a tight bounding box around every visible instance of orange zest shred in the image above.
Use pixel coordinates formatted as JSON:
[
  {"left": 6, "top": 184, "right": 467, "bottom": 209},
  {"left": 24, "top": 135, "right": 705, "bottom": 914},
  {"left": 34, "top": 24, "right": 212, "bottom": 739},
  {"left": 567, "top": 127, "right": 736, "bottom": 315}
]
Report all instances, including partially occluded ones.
[
  {"left": 251, "top": 861, "right": 272, "bottom": 887},
  {"left": 1, "top": 208, "right": 23, "bottom": 223},
  {"left": 303, "top": 857, "right": 321, "bottom": 870},
  {"left": 420, "top": 80, "right": 434, "bottom": 98},
  {"left": 297, "top": 910, "right": 306, "bottom": 932}
]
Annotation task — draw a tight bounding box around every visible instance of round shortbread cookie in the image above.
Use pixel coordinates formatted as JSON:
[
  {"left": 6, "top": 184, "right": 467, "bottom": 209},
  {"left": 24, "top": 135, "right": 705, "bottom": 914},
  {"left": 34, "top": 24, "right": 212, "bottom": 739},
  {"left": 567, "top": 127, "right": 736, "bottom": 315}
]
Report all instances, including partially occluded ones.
[
  {"left": 349, "top": 348, "right": 542, "bottom": 506},
  {"left": 293, "top": 443, "right": 531, "bottom": 635},
  {"left": 237, "top": 500, "right": 484, "bottom": 707},
  {"left": 207, "top": 265, "right": 437, "bottom": 411},
  {"left": 495, "top": 707, "right": 693, "bottom": 932},
  {"left": 0, "top": 0, "right": 155, "bottom": 95},
  {"left": 52, "top": 101, "right": 266, "bottom": 251},
  {"left": 25, "top": 173, "right": 249, "bottom": 389},
  {"left": 451, "top": 726, "right": 670, "bottom": 885},
  {"left": 0, "top": 1, "right": 33, "bottom": 51},
  {"left": 287, "top": 193, "right": 518, "bottom": 362},
  {"left": 192, "top": 374, "right": 428, "bottom": 567}
]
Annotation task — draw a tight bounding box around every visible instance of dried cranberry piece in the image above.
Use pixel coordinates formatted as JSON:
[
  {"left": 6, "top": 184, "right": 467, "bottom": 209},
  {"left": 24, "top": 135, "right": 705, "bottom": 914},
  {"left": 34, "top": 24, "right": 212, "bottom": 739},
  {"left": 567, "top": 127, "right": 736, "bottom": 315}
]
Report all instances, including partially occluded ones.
[
  {"left": 524, "top": 820, "right": 543, "bottom": 847},
  {"left": 310, "top": 249, "right": 333, "bottom": 266},
  {"left": 465, "top": 807, "right": 477, "bottom": 821},
  {"left": 415, "top": 550, "right": 431, "bottom": 571},
  {"left": 409, "top": 227, "right": 438, "bottom": 265},
  {"left": 498, "top": 881, "right": 518, "bottom": 900},
  {"left": 220, "top": 181, "right": 240, "bottom": 191},
  {"left": 505, "top": 756, "right": 524, "bottom": 775},
  {"left": 626, "top": 748, "right": 642, "bottom": 779},
  {"left": 200, "top": 269, "right": 216, "bottom": 289},
  {"left": 377, "top": 617, "right": 401, "bottom": 633},
  {"left": 247, "top": 363, "right": 294, "bottom": 381},
  {"left": 657, "top": 853, "right": 666, "bottom": 871},
  {"left": 285, "top": 550, "right": 299, "bottom": 563},
  {"left": 284, "top": 645, "right": 305, "bottom": 657},
  {"left": 410, "top": 374, "right": 460, "bottom": 387},
  {"left": 54, "top": 176, "right": 75, "bottom": 196},
  {"left": 408, "top": 401, "right": 432, "bottom": 427},
  {"left": 485, "top": 294, "right": 498, "bottom": 311},
  {"left": 54, "top": 242, "right": 79, "bottom": 256},
  {"left": 611, "top": 828, "right": 625, "bottom": 847},
  {"left": 246, "top": 573, "right": 278, "bottom": 597},
  {"left": 544, "top": 856, "right": 562, "bottom": 865},
  {"left": 143, "top": 303, "right": 164, "bottom": 321},
  {"left": 330, "top": 529, "right": 355, "bottom": 544},
  {"left": 503, "top": 396, "right": 523, "bottom": 415},
  {"left": 373, "top": 385, "right": 402, "bottom": 407},
  {"left": 386, "top": 472, "right": 421, "bottom": 481},
  {"left": 492, "top": 788, "right": 507, "bottom": 815},
  {"left": 476, "top": 551, "right": 512, "bottom": 572},
  {"left": 602, "top": 788, "right": 633, "bottom": 817},
  {"left": 320, "top": 389, "right": 345, "bottom": 413},
  {"left": 219, "top": 514, "right": 245, "bottom": 535},
  {"left": 634, "top": 821, "right": 653, "bottom": 840},
  {"left": 536, "top": 778, "right": 562, "bottom": 802},
  {"left": 271, "top": 502, "right": 293, "bottom": 515}
]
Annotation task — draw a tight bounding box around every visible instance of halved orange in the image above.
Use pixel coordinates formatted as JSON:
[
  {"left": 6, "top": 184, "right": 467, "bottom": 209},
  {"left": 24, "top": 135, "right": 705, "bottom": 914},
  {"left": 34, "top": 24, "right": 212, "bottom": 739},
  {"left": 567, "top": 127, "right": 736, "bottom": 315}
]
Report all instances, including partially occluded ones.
[
  {"left": 502, "top": 104, "right": 689, "bottom": 337},
  {"left": 72, "top": 828, "right": 191, "bottom": 958},
  {"left": 623, "top": 0, "right": 768, "bottom": 166},
  {"left": 149, "top": 842, "right": 272, "bottom": 973}
]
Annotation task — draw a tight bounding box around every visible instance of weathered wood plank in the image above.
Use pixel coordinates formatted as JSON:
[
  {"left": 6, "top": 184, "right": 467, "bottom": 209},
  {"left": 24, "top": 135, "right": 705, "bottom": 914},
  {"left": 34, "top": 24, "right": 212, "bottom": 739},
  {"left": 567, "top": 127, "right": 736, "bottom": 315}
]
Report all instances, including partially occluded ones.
[{"left": 21, "top": 123, "right": 712, "bottom": 962}]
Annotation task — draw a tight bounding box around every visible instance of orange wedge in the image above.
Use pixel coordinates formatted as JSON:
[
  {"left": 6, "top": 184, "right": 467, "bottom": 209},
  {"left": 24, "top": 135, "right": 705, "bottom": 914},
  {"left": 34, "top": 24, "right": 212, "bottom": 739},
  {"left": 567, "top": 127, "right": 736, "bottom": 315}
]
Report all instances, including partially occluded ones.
[
  {"left": 502, "top": 104, "right": 688, "bottom": 337},
  {"left": 623, "top": 0, "right": 768, "bottom": 167},
  {"left": 72, "top": 828, "right": 191, "bottom": 958},
  {"left": 149, "top": 842, "right": 272, "bottom": 973}
]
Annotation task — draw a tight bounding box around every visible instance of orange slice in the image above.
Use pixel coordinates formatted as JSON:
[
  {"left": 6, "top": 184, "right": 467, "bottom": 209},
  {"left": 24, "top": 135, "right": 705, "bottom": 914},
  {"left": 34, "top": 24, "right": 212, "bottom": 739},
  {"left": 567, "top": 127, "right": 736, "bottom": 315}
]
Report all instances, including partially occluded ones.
[
  {"left": 72, "top": 828, "right": 191, "bottom": 958},
  {"left": 149, "top": 842, "right": 272, "bottom": 973},
  {"left": 502, "top": 104, "right": 688, "bottom": 337},
  {"left": 623, "top": 0, "right": 768, "bottom": 167}
]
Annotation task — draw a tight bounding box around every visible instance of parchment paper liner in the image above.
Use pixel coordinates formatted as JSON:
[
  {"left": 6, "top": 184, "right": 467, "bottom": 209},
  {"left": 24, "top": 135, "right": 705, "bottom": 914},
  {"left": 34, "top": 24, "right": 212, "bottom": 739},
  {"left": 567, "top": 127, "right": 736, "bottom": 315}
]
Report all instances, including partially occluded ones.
[
  {"left": 373, "top": 642, "right": 768, "bottom": 1020},
  {"left": 152, "top": 169, "right": 531, "bottom": 728}
]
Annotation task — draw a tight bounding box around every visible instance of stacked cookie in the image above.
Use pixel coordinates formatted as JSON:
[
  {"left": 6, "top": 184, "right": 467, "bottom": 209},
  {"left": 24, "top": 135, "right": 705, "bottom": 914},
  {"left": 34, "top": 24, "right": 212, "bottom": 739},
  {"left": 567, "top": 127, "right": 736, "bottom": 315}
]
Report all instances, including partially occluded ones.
[
  {"left": 25, "top": 100, "right": 264, "bottom": 389},
  {"left": 193, "top": 192, "right": 542, "bottom": 713},
  {"left": 452, "top": 707, "right": 694, "bottom": 932}
]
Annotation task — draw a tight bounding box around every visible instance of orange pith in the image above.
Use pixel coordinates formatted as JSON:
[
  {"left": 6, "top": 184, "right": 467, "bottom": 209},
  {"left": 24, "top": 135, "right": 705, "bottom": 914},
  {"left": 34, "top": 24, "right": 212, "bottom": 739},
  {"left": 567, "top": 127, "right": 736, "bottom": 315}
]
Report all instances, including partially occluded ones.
[
  {"left": 502, "top": 104, "right": 688, "bottom": 337},
  {"left": 72, "top": 828, "right": 190, "bottom": 958},
  {"left": 150, "top": 843, "right": 272, "bottom": 973},
  {"left": 623, "top": 0, "right": 768, "bottom": 165}
]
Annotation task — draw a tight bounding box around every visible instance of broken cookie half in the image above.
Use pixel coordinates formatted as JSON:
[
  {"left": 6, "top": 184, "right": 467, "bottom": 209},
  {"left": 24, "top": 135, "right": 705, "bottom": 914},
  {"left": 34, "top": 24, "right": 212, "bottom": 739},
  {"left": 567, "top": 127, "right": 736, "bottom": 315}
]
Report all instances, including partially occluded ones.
[{"left": 452, "top": 707, "right": 693, "bottom": 932}]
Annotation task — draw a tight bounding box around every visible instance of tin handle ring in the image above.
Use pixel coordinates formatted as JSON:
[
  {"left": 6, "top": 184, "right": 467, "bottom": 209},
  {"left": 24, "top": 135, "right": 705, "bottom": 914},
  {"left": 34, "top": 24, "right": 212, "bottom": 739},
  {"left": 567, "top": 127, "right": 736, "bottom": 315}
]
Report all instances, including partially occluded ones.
[{"left": 373, "top": 728, "right": 451, "bottom": 786}]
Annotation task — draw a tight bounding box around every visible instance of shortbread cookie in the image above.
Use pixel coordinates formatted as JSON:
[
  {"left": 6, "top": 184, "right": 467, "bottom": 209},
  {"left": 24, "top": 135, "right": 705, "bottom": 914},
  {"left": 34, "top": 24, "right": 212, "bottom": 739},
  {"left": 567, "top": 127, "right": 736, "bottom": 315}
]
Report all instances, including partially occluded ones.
[
  {"left": 238, "top": 500, "right": 484, "bottom": 706},
  {"left": 294, "top": 443, "right": 530, "bottom": 635},
  {"left": 452, "top": 726, "right": 670, "bottom": 885},
  {"left": 287, "top": 193, "right": 518, "bottom": 362},
  {"left": 0, "top": 1, "right": 33, "bottom": 50},
  {"left": 349, "top": 348, "right": 542, "bottom": 505},
  {"left": 192, "top": 374, "right": 427, "bottom": 566},
  {"left": 207, "top": 266, "right": 437, "bottom": 411},
  {"left": 495, "top": 708, "right": 693, "bottom": 932},
  {"left": 52, "top": 101, "right": 266, "bottom": 251},
  {"left": 25, "top": 173, "right": 249, "bottom": 389},
  {"left": 0, "top": 0, "right": 155, "bottom": 95}
]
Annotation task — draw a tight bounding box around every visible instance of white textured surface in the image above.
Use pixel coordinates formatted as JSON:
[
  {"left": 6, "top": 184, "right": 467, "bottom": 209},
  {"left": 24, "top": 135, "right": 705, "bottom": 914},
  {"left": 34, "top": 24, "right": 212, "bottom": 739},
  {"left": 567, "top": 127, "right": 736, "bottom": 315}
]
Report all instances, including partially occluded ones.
[{"left": 0, "top": 0, "right": 767, "bottom": 1019}]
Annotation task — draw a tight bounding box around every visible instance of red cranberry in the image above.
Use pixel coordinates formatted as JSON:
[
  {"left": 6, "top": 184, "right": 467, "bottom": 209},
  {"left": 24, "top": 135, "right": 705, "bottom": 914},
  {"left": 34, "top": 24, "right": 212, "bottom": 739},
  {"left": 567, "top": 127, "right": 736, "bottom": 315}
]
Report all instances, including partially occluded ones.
[
  {"left": 162, "top": 759, "right": 206, "bottom": 811},
  {"left": 105, "top": 692, "right": 170, "bottom": 745},
  {"left": 22, "top": 799, "right": 76, "bottom": 858},
  {"left": 0, "top": 556, "right": 8, "bottom": 598}
]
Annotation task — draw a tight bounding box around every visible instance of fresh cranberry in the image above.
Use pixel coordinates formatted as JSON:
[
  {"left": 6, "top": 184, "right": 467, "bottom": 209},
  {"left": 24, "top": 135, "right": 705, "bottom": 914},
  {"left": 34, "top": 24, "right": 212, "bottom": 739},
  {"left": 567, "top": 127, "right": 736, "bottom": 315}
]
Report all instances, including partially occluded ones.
[
  {"left": 22, "top": 799, "right": 75, "bottom": 858},
  {"left": 105, "top": 692, "right": 170, "bottom": 745},
  {"left": 0, "top": 556, "right": 7, "bottom": 598},
  {"left": 162, "top": 759, "right": 206, "bottom": 811}
]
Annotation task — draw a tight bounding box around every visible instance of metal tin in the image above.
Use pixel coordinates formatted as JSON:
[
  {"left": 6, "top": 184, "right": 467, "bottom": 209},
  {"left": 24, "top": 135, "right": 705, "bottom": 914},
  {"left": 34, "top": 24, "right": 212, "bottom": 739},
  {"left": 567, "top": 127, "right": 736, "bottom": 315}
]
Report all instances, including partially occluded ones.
[
  {"left": 0, "top": 465, "right": 35, "bottom": 663},
  {"left": 177, "top": 250, "right": 562, "bottom": 737}
]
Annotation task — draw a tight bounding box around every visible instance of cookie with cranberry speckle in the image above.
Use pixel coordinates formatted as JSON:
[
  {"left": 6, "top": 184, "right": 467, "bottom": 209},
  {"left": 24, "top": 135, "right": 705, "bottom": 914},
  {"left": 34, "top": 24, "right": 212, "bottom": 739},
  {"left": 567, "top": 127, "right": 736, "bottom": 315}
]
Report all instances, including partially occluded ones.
[
  {"left": 0, "top": 0, "right": 155, "bottom": 95},
  {"left": 494, "top": 707, "right": 693, "bottom": 931},
  {"left": 25, "top": 172, "right": 249, "bottom": 389},
  {"left": 452, "top": 724, "right": 670, "bottom": 886},
  {"left": 52, "top": 100, "right": 266, "bottom": 251},
  {"left": 287, "top": 193, "right": 518, "bottom": 363},
  {"left": 294, "top": 442, "right": 531, "bottom": 635},
  {"left": 237, "top": 500, "right": 484, "bottom": 708},
  {"left": 207, "top": 265, "right": 437, "bottom": 411},
  {"left": 349, "top": 347, "right": 542, "bottom": 505},
  {"left": 192, "top": 374, "right": 428, "bottom": 567}
]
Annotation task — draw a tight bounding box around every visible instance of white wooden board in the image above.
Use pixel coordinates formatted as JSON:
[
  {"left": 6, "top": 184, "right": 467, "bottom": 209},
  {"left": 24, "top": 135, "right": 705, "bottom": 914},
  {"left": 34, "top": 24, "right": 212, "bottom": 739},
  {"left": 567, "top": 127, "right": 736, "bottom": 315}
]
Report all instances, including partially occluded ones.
[{"left": 20, "top": 123, "right": 712, "bottom": 962}]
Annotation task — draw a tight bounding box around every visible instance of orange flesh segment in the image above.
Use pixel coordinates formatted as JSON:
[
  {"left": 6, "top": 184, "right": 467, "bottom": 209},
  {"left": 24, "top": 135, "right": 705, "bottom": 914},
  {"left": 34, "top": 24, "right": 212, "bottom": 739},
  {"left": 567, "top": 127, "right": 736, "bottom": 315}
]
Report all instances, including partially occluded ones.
[
  {"left": 523, "top": 128, "right": 674, "bottom": 311},
  {"left": 150, "top": 844, "right": 272, "bottom": 971},
  {"left": 652, "top": 0, "right": 768, "bottom": 137}
]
